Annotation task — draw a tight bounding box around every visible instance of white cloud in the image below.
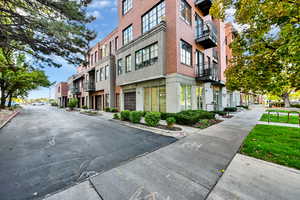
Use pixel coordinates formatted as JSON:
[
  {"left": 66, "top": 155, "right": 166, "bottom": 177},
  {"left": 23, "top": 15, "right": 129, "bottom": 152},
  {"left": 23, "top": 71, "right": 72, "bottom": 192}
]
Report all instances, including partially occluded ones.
[
  {"left": 87, "top": 10, "right": 102, "bottom": 19},
  {"left": 89, "top": 0, "right": 114, "bottom": 9}
]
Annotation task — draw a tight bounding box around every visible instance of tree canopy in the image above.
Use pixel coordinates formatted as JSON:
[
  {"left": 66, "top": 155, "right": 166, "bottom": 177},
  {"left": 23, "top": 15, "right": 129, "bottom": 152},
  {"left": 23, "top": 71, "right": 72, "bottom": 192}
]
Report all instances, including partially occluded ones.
[
  {"left": 211, "top": 0, "right": 300, "bottom": 106},
  {"left": 0, "top": 0, "right": 96, "bottom": 68},
  {"left": 0, "top": 49, "right": 51, "bottom": 108}
]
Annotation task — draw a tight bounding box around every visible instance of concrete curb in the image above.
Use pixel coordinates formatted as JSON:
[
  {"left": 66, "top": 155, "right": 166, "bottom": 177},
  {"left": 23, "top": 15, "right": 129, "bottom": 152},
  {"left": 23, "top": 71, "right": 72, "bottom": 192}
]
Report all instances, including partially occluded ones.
[{"left": 0, "top": 110, "right": 20, "bottom": 129}]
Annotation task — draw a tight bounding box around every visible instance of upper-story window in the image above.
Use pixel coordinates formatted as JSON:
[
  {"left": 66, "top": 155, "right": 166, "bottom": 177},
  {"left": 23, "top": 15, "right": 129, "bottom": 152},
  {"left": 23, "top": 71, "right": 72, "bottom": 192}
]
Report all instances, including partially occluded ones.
[
  {"left": 125, "top": 55, "right": 132, "bottom": 73},
  {"left": 180, "top": 0, "right": 192, "bottom": 25},
  {"left": 195, "top": 14, "right": 203, "bottom": 37},
  {"left": 122, "top": 0, "right": 132, "bottom": 15},
  {"left": 123, "top": 25, "right": 133, "bottom": 45},
  {"left": 117, "top": 58, "right": 123, "bottom": 75},
  {"left": 105, "top": 65, "right": 109, "bottom": 80},
  {"left": 180, "top": 40, "right": 192, "bottom": 66},
  {"left": 142, "top": 1, "right": 165, "bottom": 33},
  {"left": 94, "top": 51, "right": 98, "bottom": 63},
  {"left": 100, "top": 68, "right": 104, "bottom": 81},
  {"left": 115, "top": 37, "right": 118, "bottom": 51},
  {"left": 135, "top": 42, "right": 158, "bottom": 70}
]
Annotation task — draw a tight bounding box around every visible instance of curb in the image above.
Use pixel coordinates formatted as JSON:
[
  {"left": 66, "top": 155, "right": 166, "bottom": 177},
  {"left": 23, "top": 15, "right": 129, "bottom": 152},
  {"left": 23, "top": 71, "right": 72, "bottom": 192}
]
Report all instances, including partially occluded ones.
[{"left": 0, "top": 110, "right": 20, "bottom": 129}]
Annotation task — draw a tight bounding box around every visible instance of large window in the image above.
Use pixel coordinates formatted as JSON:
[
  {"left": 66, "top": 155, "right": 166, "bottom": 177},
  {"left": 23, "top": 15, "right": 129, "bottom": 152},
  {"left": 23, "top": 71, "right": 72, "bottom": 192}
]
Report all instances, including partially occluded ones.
[
  {"left": 117, "top": 58, "right": 123, "bottom": 75},
  {"left": 123, "top": 25, "right": 133, "bottom": 45},
  {"left": 180, "top": 85, "right": 192, "bottom": 110},
  {"left": 144, "top": 86, "right": 166, "bottom": 112},
  {"left": 135, "top": 43, "right": 158, "bottom": 70},
  {"left": 195, "top": 14, "right": 204, "bottom": 37},
  {"left": 125, "top": 55, "right": 132, "bottom": 73},
  {"left": 180, "top": 40, "right": 192, "bottom": 66},
  {"left": 196, "top": 86, "right": 204, "bottom": 110},
  {"left": 100, "top": 68, "right": 104, "bottom": 81},
  {"left": 180, "top": 0, "right": 191, "bottom": 25},
  {"left": 142, "top": 1, "right": 165, "bottom": 33},
  {"left": 122, "top": 0, "right": 132, "bottom": 15}
]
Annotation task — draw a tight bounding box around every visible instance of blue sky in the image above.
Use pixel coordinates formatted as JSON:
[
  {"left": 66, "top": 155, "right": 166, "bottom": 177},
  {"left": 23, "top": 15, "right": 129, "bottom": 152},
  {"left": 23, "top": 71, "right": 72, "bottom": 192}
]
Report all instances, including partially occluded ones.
[{"left": 28, "top": 0, "right": 118, "bottom": 99}]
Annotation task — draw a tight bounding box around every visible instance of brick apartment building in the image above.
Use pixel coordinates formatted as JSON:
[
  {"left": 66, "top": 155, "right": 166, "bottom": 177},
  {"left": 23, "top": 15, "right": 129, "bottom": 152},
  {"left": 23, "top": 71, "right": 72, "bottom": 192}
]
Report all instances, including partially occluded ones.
[
  {"left": 60, "top": 0, "right": 241, "bottom": 112},
  {"left": 55, "top": 82, "right": 69, "bottom": 107}
]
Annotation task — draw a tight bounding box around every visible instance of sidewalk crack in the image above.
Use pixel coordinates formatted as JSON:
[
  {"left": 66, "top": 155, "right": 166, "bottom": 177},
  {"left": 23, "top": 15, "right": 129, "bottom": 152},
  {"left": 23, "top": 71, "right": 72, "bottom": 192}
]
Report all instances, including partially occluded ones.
[{"left": 88, "top": 179, "right": 104, "bottom": 200}]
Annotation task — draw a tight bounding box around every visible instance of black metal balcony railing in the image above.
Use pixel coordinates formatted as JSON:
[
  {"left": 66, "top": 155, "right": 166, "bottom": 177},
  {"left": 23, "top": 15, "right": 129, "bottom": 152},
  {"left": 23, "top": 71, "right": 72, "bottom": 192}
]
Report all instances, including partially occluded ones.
[
  {"left": 84, "top": 81, "right": 95, "bottom": 92},
  {"left": 195, "top": 23, "right": 217, "bottom": 49},
  {"left": 195, "top": 0, "right": 213, "bottom": 16},
  {"left": 195, "top": 63, "right": 219, "bottom": 82}
]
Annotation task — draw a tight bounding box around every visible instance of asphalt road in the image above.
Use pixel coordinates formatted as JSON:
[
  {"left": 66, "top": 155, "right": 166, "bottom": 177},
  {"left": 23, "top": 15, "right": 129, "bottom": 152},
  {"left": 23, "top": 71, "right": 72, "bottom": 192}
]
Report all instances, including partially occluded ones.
[{"left": 0, "top": 106, "right": 176, "bottom": 200}]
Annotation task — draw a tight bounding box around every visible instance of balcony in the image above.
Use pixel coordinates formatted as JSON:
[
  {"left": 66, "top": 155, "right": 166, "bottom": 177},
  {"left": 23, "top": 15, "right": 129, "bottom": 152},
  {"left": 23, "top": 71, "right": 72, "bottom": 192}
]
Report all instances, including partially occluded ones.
[
  {"left": 71, "top": 87, "right": 81, "bottom": 95},
  {"left": 195, "top": 63, "right": 219, "bottom": 82},
  {"left": 84, "top": 80, "right": 95, "bottom": 92},
  {"left": 196, "top": 22, "right": 217, "bottom": 49},
  {"left": 195, "top": 0, "right": 212, "bottom": 16}
]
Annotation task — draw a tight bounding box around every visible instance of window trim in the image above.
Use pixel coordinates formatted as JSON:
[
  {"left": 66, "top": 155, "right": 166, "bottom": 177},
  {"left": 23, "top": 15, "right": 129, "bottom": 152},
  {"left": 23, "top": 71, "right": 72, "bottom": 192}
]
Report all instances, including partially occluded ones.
[
  {"left": 125, "top": 55, "right": 132, "bottom": 73},
  {"left": 122, "top": 24, "right": 133, "bottom": 46},
  {"left": 122, "top": 0, "right": 133, "bottom": 15},
  {"left": 141, "top": 1, "right": 166, "bottom": 34},
  {"left": 135, "top": 42, "right": 159, "bottom": 70},
  {"left": 180, "top": 40, "right": 193, "bottom": 67},
  {"left": 180, "top": 0, "right": 192, "bottom": 25}
]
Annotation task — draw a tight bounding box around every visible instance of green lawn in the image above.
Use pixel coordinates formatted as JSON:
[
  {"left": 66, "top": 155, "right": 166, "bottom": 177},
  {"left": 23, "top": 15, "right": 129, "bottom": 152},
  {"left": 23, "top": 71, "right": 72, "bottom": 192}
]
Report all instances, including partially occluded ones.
[
  {"left": 260, "top": 113, "right": 300, "bottom": 124},
  {"left": 240, "top": 125, "right": 300, "bottom": 169},
  {"left": 266, "top": 109, "right": 299, "bottom": 114}
]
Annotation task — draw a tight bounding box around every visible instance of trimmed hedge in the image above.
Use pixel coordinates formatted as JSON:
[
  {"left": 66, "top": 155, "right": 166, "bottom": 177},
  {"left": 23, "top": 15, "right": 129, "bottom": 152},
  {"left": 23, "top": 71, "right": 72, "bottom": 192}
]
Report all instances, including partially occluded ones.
[
  {"left": 224, "top": 107, "right": 238, "bottom": 112},
  {"left": 145, "top": 112, "right": 161, "bottom": 127},
  {"left": 166, "top": 117, "right": 176, "bottom": 128},
  {"left": 120, "top": 110, "right": 131, "bottom": 121},
  {"left": 160, "top": 112, "right": 177, "bottom": 120},
  {"left": 105, "top": 107, "right": 119, "bottom": 112},
  {"left": 210, "top": 111, "right": 227, "bottom": 116},
  {"left": 129, "top": 111, "right": 143, "bottom": 123},
  {"left": 291, "top": 104, "right": 300, "bottom": 108},
  {"left": 175, "top": 110, "right": 215, "bottom": 126},
  {"left": 237, "top": 105, "right": 249, "bottom": 109}
]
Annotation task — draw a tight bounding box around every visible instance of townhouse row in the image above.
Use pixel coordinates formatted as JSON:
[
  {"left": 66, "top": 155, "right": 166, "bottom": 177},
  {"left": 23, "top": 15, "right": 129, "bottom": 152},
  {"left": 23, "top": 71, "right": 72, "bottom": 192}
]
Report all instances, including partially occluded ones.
[{"left": 56, "top": 0, "right": 248, "bottom": 113}]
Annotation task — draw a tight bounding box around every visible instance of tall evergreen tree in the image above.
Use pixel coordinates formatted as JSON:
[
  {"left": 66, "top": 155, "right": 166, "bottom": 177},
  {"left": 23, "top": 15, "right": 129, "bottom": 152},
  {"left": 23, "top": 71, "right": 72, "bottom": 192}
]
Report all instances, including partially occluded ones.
[{"left": 0, "top": 0, "right": 96, "bottom": 67}]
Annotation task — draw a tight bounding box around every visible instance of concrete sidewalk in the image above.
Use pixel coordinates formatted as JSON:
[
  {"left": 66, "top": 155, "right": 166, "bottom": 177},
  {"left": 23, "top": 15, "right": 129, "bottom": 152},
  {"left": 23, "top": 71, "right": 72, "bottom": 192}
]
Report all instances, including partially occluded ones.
[
  {"left": 44, "top": 107, "right": 264, "bottom": 200},
  {"left": 207, "top": 154, "right": 300, "bottom": 200}
]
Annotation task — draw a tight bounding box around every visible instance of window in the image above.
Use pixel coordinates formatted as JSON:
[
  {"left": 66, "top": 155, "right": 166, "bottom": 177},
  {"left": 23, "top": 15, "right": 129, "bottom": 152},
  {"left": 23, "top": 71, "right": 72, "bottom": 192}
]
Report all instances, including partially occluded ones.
[
  {"left": 195, "top": 14, "right": 204, "bottom": 37},
  {"left": 135, "top": 43, "right": 159, "bottom": 70},
  {"left": 100, "top": 68, "right": 104, "bottom": 81},
  {"left": 207, "top": 56, "right": 211, "bottom": 68},
  {"left": 122, "top": 0, "right": 132, "bottom": 15},
  {"left": 225, "top": 36, "right": 228, "bottom": 45},
  {"left": 180, "top": 0, "right": 191, "bottom": 25},
  {"left": 117, "top": 58, "right": 123, "bottom": 75},
  {"left": 123, "top": 25, "right": 133, "bottom": 45},
  {"left": 196, "top": 86, "right": 204, "bottom": 110},
  {"left": 94, "top": 51, "right": 97, "bottom": 64},
  {"left": 91, "top": 54, "right": 94, "bottom": 66},
  {"left": 125, "top": 55, "right": 132, "bottom": 73},
  {"left": 144, "top": 86, "right": 166, "bottom": 112},
  {"left": 96, "top": 70, "right": 99, "bottom": 82},
  {"left": 180, "top": 85, "right": 192, "bottom": 110},
  {"left": 115, "top": 37, "right": 118, "bottom": 51},
  {"left": 105, "top": 65, "right": 109, "bottom": 80},
  {"left": 142, "top": 1, "right": 165, "bottom": 33},
  {"left": 180, "top": 40, "right": 192, "bottom": 66}
]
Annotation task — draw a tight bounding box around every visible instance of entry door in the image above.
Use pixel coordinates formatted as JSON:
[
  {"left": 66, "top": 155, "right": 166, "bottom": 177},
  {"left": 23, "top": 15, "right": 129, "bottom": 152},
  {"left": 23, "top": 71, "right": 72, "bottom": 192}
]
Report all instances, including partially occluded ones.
[
  {"left": 124, "top": 92, "right": 136, "bottom": 111},
  {"left": 213, "top": 89, "right": 221, "bottom": 111}
]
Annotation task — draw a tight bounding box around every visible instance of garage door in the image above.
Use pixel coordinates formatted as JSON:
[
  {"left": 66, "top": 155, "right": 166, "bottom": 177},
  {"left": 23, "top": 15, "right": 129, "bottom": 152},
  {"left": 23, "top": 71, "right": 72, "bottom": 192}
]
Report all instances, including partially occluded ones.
[{"left": 124, "top": 92, "right": 136, "bottom": 111}]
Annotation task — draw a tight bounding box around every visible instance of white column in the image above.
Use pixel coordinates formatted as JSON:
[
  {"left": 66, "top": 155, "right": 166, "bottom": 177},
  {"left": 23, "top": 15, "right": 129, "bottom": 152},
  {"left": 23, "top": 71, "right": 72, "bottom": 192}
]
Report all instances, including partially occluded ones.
[
  {"left": 120, "top": 89, "right": 124, "bottom": 111},
  {"left": 221, "top": 87, "right": 227, "bottom": 110},
  {"left": 191, "top": 86, "right": 197, "bottom": 110},
  {"left": 136, "top": 87, "right": 144, "bottom": 111},
  {"left": 203, "top": 83, "right": 214, "bottom": 111},
  {"left": 166, "top": 80, "right": 181, "bottom": 113}
]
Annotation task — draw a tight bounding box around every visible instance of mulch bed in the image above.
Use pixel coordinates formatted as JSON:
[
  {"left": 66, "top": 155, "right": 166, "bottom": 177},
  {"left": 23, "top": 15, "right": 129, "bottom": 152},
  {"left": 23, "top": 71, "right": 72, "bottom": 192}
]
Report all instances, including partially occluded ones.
[
  {"left": 193, "top": 119, "right": 223, "bottom": 129},
  {"left": 152, "top": 124, "right": 182, "bottom": 131}
]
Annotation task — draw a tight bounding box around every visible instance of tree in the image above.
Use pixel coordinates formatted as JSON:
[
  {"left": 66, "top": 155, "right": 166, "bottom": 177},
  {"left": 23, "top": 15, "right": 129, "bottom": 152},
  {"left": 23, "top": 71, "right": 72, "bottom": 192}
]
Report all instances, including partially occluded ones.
[
  {"left": 0, "top": 0, "right": 96, "bottom": 68},
  {"left": 211, "top": 0, "right": 300, "bottom": 107},
  {"left": 0, "top": 50, "right": 51, "bottom": 108}
]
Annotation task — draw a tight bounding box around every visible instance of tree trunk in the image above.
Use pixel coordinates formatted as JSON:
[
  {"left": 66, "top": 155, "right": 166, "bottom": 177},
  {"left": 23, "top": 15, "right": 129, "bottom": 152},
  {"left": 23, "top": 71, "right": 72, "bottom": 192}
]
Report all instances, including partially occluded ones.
[
  {"left": 282, "top": 93, "right": 291, "bottom": 108},
  {"left": 8, "top": 94, "right": 12, "bottom": 107},
  {"left": 0, "top": 89, "right": 6, "bottom": 109}
]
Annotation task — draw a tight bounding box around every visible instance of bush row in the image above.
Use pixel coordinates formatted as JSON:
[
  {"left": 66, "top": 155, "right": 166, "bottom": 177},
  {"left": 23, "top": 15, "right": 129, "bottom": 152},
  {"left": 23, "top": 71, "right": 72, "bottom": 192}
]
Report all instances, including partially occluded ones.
[{"left": 105, "top": 107, "right": 118, "bottom": 112}]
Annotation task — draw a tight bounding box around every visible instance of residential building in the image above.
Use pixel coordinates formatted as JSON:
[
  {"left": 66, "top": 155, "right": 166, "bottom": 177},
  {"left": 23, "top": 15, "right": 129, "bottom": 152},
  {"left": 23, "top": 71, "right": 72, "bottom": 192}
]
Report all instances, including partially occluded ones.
[
  {"left": 55, "top": 82, "right": 69, "bottom": 107},
  {"left": 67, "top": 0, "right": 241, "bottom": 112}
]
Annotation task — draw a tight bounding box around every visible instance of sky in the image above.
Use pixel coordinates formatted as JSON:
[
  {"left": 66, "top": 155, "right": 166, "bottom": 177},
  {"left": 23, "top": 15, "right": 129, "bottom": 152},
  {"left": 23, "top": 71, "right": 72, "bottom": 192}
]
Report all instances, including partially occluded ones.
[{"left": 28, "top": 0, "right": 119, "bottom": 99}]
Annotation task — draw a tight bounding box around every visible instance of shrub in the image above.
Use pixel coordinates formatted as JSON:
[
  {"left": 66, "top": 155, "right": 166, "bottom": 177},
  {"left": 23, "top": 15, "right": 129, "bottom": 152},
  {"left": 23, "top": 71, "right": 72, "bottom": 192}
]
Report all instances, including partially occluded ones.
[
  {"left": 129, "top": 111, "right": 143, "bottom": 123},
  {"left": 113, "top": 113, "right": 120, "bottom": 119},
  {"left": 210, "top": 111, "right": 227, "bottom": 116},
  {"left": 51, "top": 102, "right": 58, "bottom": 106},
  {"left": 110, "top": 108, "right": 119, "bottom": 112},
  {"left": 67, "top": 98, "right": 78, "bottom": 110},
  {"left": 82, "top": 105, "right": 88, "bottom": 109},
  {"left": 120, "top": 110, "right": 131, "bottom": 121},
  {"left": 105, "top": 107, "right": 111, "bottom": 112},
  {"left": 160, "top": 112, "right": 177, "bottom": 120},
  {"left": 166, "top": 117, "right": 176, "bottom": 128},
  {"left": 237, "top": 105, "right": 249, "bottom": 109},
  {"left": 175, "top": 110, "right": 215, "bottom": 126},
  {"left": 145, "top": 112, "right": 161, "bottom": 127},
  {"left": 291, "top": 104, "right": 300, "bottom": 108},
  {"left": 224, "top": 107, "right": 238, "bottom": 112}
]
